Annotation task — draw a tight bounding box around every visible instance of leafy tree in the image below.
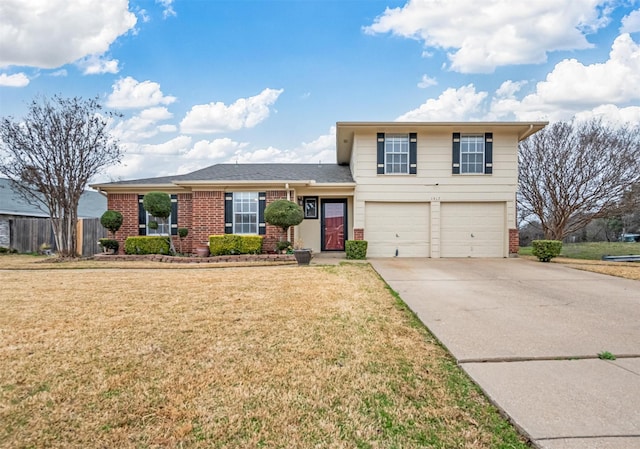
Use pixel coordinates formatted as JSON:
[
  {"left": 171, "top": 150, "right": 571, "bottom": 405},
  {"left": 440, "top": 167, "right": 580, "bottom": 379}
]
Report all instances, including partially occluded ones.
[
  {"left": 0, "top": 95, "right": 122, "bottom": 257},
  {"left": 142, "top": 191, "right": 175, "bottom": 253},
  {"left": 100, "top": 210, "right": 123, "bottom": 238},
  {"left": 518, "top": 119, "right": 640, "bottom": 240},
  {"left": 264, "top": 199, "right": 303, "bottom": 242}
]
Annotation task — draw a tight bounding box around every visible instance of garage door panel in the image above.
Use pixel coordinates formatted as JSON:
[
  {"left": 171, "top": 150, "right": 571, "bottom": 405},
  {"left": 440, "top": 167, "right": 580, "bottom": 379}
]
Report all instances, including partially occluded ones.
[
  {"left": 441, "top": 203, "right": 505, "bottom": 258},
  {"left": 365, "top": 202, "right": 429, "bottom": 258}
]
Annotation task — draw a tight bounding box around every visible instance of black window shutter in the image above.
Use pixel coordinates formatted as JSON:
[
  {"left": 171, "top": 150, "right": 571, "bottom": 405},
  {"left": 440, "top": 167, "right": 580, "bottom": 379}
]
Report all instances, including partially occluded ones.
[
  {"left": 258, "top": 192, "right": 266, "bottom": 235},
  {"left": 170, "top": 194, "right": 178, "bottom": 235},
  {"left": 138, "top": 195, "right": 146, "bottom": 236},
  {"left": 376, "top": 133, "right": 385, "bottom": 174},
  {"left": 224, "top": 193, "right": 233, "bottom": 234},
  {"left": 452, "top": 133, "right": 461, "bottom": 174},
  {"left": 409, "top": 133, "right": 417, "bottom": 174},
  {"left": 484, "top": 133, "right": 493, "bottom": 174}
]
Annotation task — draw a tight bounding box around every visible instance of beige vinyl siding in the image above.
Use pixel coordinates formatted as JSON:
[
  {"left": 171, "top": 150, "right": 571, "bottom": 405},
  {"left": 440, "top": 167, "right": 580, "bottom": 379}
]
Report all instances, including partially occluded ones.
[
  {"left": 352, "top": 129, "right": 520, "bottom": 249},
  {"left": 440, "top": 202, "right": 505, "bottom": 257},
  {"left": 365, "top": 202, "right": 430, "bottom": 257}
]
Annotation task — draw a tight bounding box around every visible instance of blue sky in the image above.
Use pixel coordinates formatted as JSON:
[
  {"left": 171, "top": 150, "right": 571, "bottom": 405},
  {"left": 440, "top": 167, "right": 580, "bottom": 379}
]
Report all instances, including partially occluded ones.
[{"left": 1, "top": 0, "right": 640, "bottom": 182}]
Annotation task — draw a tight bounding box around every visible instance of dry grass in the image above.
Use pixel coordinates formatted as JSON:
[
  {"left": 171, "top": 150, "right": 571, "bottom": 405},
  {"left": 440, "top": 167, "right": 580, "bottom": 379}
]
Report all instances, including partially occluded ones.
[
  {"left": 552, "top": 257, "right": 640, "bottom": 280},
  {"left": 0, "top": 256, "right": 528, "bottom": 449}
]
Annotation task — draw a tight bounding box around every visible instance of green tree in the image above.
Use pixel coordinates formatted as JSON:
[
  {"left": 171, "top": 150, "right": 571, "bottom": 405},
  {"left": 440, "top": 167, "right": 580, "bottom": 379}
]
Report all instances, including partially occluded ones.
[
  {"left": 264, "top": 199, "right": 304, "bottom": 242},
  {"left": 0, "top": 95, "right": 122, "bottom": 257},
  {"left": 142, "top": 191, "right": 175, "bottom": 253},
  {"left": 100, "top": 210, "right": 123, "bottom": 238}
]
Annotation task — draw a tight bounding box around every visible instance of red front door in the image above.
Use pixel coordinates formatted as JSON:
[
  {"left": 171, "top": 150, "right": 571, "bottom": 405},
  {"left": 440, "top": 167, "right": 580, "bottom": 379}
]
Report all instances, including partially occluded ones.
[{"left": 322, "top": 200, "right": 346, "bottom": 251}]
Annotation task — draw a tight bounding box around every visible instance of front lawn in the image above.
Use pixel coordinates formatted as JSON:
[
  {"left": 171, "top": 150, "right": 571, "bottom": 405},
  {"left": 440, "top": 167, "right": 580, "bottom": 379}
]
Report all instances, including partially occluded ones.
[{"left": 0, "top": 257, "right": 529, "bottom": 448}]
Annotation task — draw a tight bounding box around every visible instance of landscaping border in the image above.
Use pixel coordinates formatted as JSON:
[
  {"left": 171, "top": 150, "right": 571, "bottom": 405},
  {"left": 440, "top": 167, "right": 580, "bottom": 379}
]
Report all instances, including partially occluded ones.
[{"left": 92, "top": 253, "right": 296, "bottom": 264}]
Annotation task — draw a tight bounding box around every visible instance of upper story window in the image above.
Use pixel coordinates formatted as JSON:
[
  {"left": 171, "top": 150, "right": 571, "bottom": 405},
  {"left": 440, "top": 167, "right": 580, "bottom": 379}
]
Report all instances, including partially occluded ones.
[
  {"left": 460, "top": 135, "right": 485, "bottom": 174},
  {"left": 452, "top": 132, "right": 493, "bottom": 175},
  {"left": 377, "top": 132, "right": 417, "bottom": 175},
  {"left": 233, "top": 191, "right": 259, "bottom": 234},
  {"left": 384, "top": 134, "right": 409, "bottom": 174}
]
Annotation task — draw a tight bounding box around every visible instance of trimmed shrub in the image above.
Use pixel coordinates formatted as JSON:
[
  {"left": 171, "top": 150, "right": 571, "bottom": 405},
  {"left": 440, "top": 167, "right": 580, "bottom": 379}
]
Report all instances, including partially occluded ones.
[
  {"left": 142, "top": 192, "right": 171, "bottom": 219},
  {"left": 531, "top": 239, "right": 562, "bottom": 262},
  {"left": 345, "top": 240, "right": 368, "bottom": 260},
  {"left": 264, "top": 200, "right": 303, "bottom": 233},
  {"left": 209, "top": 235, "right": 263, "bottom": 256},
  {"left": 124, "top": 236, "right": 170, "bottom": 255},
  {"left": 100, "top": 210, "right": 123, "bottom": 237},
  {"left": 98, "top": 238, "right": 119, "bottom": 253}
]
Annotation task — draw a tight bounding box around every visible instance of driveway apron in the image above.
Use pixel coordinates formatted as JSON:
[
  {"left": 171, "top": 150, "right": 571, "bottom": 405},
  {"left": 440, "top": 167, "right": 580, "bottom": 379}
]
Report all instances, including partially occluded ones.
[{"left": 370, "top": 258, "right": 640, "bottom": 449}]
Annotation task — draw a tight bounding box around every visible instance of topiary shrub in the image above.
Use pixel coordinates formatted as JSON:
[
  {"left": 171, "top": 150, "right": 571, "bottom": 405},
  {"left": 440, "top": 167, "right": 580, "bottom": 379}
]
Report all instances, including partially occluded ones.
[
  {"left": 209, "top": 235, "right": 263, "bottom": 256},
  {"left": 124, "top": 236, "right": 170, "bottom": 255},
  {"left": 264, "top": 199, "right": 304, "bottom": 242},
  {"left": 142, "top": 192, "right": 171, "bottom": 219},
  {"left": 100, "top": 210, "right": 123, "bottom": 238},
  {"left": 346, "top": 240, "right": 368, "bottom": 260},
  {"left": 531, "top": 239, "right": 562, "bottom": 262}
]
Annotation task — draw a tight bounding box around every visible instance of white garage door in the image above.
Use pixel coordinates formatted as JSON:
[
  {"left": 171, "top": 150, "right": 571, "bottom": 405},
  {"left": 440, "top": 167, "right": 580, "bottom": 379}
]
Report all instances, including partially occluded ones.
[
  {"left": 441, "top": 203, "right": 505, "bottom": 258},
  {"left": 365, "top": 202, "right": 429, "bottom": 257}
]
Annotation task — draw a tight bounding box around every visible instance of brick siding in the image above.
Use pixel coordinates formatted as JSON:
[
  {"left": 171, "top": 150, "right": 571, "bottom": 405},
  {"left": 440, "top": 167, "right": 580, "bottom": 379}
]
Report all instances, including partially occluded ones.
[
  {"left": 509, "top": 228, "right": 519, "bottom": 255},
  {"left": 353, "top": 228, "right": 364, "bottom": 240},
  {"left": 107, "top": 189, "right": 292, "bottom": 254}
]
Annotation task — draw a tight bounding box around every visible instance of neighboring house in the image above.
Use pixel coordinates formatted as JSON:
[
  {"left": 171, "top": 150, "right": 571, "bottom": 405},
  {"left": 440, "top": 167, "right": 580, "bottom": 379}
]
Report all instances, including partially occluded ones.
[
  {"left": 0, "top": 177, "right": 107, "bottom": 251},
  {"left": 91, "top": 121, "right": 547, "bottom": 258}
]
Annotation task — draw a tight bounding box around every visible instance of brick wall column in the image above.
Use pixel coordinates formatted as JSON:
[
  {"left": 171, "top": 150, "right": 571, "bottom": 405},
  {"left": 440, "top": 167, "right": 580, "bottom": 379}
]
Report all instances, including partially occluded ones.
[
  {"left": 107, "top": 193, "right": 139, "bottom": 254},
  {"left": 191, "top": 191, "right": 225, "bottom": 253},
  {"left": 353, "top": 228, "right": 364, "bottom": 240},
  {"left": 509, "top": 228, "right": 519, "bottom": 255}
]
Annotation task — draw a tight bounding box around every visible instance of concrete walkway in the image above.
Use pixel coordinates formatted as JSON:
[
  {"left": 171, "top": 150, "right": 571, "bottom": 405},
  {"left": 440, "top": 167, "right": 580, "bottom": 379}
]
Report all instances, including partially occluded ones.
[{"left": 370, "top": 258, "right": 640, "bottom": 449}]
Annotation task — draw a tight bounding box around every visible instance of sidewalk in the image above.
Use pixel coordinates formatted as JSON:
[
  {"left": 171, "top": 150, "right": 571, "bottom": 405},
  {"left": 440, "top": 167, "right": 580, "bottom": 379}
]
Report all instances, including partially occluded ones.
[{"left": 370, "top": 258, "right": 640, "bottom": 449}]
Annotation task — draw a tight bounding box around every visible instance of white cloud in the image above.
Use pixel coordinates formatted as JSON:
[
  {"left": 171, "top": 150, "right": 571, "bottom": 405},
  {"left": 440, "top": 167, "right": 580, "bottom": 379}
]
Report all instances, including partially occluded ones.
[
  {"left": 180, "top": 88, "right": 284, "bottom": 134},
  {"left": 621, "top": 9, "right": 640, "bottom": 33},
  {"left": 365, "top": 0, "right": 611, "bottom": 73},
  {"left": 491, "top": 33, "right": 640, "bottom": 121},
  {"left": 0, "top": 0, "right": 136, "bottom": 69},
  {"left": 184, "top": 138, "right": 246, "bottom": 160},
  {"left": 417, "top": 74, "right": 437, "bottom": 88},
  {"left": 156, "top": 0, "right": 176, "bottom": 19},
  {"left": 397, "top": 84, "right": 488, "bottom": 121},
  {"left": 574, "top": 104, "right": 640, "bottom": 124},
  {"left": 110, "top": 107, "right": 174, "bottom": 141},
  {"left": 76, "top": 54, "right": 119, "bottom": 75},
  {"left": 0, "top": 72, "right": 29, "bottom": 87},
  {"left": 107, "top": 77, "right": 177, "bottom": 109},
  {"left": 49, "top": 69, "right": 67, "bottom": 77}
]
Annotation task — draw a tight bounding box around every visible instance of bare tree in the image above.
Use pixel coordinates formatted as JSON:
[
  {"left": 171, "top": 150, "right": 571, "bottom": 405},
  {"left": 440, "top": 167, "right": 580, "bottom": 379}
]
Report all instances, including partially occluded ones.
[
  {"left": 0, "top": 95, "right": 122, "bottom": 257},
  {"left": 518, "top": 119, "right": 640, "bottom": 240}
]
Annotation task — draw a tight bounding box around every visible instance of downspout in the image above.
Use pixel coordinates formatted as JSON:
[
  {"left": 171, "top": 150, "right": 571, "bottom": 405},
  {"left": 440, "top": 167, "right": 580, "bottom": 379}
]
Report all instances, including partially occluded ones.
[{"left": 518, "top": 124, "right": 534, "bottom": 141}]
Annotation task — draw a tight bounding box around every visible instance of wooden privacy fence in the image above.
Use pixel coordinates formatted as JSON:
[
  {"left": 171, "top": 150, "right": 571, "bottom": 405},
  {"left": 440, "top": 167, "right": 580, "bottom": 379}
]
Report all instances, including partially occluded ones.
[{"left": 9, "top": 217, "right": 107, "bottom": 257}]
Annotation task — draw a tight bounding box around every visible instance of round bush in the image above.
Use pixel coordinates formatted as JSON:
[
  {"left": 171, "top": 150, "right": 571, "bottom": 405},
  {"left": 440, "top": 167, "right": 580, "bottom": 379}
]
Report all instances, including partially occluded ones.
[
  {"left": 143, "top": 191, "right": 171, "bottom": 219},
  {"left": 264, "top": 200, "right": 303, "bottom": 232},
  {"left": 100, "top": 210, "right": 123, "bottom": 235}
]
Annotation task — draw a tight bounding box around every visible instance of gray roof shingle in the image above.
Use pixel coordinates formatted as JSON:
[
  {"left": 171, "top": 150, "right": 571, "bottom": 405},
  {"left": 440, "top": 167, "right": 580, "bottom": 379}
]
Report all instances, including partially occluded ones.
[{"left": 97, "top": 163, "right": 354, "bottom": 186}]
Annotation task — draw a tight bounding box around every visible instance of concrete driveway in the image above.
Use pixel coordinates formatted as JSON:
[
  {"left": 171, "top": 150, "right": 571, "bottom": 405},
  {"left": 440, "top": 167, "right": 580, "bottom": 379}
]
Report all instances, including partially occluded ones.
[{"left": 370, "top": 258, "right": 640, "bottom": 449}]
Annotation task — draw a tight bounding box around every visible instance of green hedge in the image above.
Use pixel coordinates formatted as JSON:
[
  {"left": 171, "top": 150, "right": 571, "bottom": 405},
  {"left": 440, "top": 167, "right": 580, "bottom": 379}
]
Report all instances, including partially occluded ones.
[
  {"left": 346, "top": 240, "right": 368, "bottom": 260},
  {"left": 209, "top": 235, "right": 263, "bottom": 256},
  {"left": 531, "top": 240, "right": 562, "bottom": 262},
  {"left": 124, "top": 236, "right": 171, "bottom": 255}
]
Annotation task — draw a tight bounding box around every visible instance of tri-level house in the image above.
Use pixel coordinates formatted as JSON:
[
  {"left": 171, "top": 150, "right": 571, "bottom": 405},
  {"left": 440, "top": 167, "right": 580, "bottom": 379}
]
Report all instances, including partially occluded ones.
[{"left": 92, "top": 121, "right": 547, "bottom": 258}]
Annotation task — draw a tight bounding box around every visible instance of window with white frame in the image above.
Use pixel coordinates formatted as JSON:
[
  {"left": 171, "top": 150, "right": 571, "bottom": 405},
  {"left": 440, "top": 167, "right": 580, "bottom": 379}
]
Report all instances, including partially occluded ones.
[
  {"left": 233, "top": 192, "right": 259, "bottom": 234},
  {"left": 460, "top": 135, "right": 485, "bottom": 174},
  {"left": 146, "top": 212, "right": 171, "bottom": 235},
  {"left": 384, "top": 134, "right": 409, "bottom": 174}
]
